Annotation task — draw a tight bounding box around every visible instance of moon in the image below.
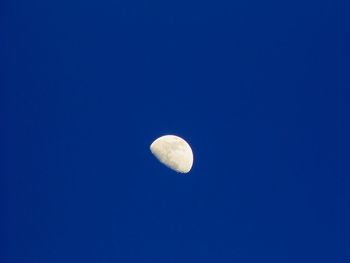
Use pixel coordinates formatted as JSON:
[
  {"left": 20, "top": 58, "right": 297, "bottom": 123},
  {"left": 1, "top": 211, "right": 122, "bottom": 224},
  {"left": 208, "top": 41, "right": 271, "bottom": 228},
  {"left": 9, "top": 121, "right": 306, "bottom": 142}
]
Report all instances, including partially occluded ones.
[{"left": 150, "top": 135, "right": 193, "bottom": 173}]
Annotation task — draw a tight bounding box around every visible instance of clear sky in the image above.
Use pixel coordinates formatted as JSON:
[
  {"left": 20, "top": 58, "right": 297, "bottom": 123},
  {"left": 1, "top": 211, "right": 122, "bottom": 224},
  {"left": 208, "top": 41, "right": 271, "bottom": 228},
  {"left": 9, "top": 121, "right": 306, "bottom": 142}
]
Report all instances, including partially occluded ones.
[{"left": 2, "top": 0, "right": 350, "bottom": 262}]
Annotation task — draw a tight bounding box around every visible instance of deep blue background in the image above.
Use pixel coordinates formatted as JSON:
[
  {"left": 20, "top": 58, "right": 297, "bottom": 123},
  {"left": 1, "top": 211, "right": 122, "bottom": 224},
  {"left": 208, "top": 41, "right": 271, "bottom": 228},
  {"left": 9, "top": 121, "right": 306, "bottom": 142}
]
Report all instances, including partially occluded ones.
[{"left": 2, "top": 0, "right": 350, "bottom": 262}]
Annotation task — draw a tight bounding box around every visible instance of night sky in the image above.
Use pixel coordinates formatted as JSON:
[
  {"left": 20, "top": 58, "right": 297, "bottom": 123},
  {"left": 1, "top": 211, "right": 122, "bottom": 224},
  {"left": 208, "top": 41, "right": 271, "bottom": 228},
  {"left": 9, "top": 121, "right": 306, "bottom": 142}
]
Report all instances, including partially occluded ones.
[{"left": 2, "top": 0, "right": 350, "bottom": 262}]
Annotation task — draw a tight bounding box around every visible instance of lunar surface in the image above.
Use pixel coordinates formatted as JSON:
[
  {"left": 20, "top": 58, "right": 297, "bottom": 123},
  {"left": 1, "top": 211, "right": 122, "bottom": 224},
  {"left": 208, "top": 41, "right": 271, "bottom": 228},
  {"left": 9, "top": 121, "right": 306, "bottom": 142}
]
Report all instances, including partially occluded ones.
[{"left": 150, "top": 135, "right": 193, "bottom": 173}]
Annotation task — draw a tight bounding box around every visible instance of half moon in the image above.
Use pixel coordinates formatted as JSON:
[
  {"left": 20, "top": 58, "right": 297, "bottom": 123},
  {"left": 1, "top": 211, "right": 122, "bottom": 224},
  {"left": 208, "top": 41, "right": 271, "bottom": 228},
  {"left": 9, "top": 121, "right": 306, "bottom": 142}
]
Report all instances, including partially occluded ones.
[{"left": 150, "top": 135, "right": 193, "bottom": 173}]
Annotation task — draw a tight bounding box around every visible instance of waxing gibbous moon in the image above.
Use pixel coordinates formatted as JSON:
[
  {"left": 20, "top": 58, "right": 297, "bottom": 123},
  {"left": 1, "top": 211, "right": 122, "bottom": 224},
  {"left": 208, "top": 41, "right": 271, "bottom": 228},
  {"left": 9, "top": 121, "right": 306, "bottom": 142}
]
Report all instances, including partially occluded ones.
[{"left": 150, "top": 135, "right": 193, "bottom": 173}]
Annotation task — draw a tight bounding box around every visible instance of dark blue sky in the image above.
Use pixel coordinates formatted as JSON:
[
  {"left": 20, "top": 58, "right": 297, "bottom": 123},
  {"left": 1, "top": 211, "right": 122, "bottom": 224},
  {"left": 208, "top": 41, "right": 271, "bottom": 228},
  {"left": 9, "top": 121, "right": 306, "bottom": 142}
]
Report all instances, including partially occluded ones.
[{"left": 2, "top": 0, "right": 350, "bottom": 262}]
